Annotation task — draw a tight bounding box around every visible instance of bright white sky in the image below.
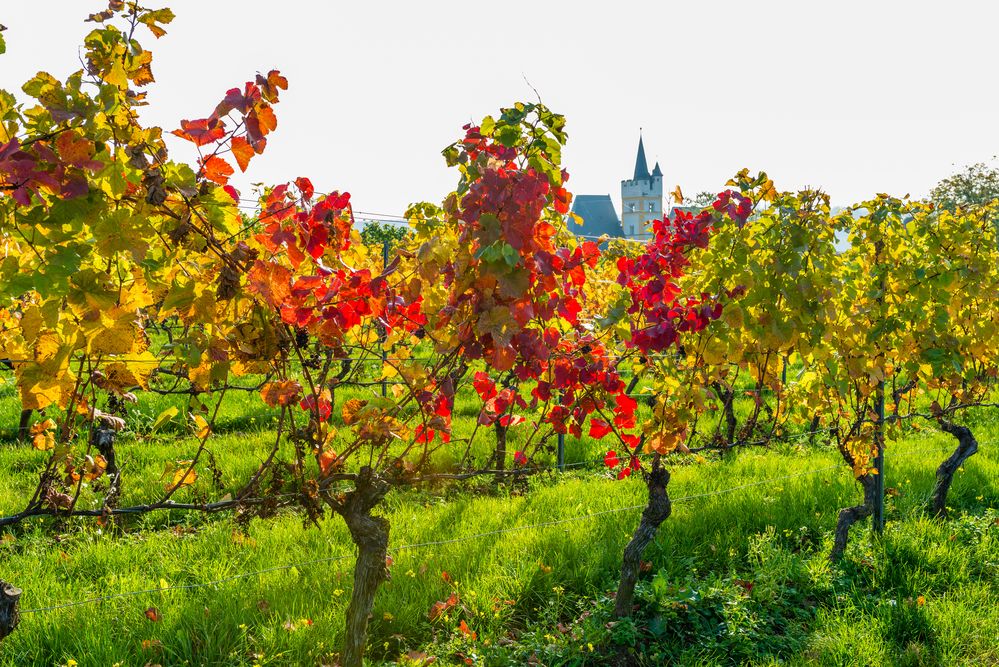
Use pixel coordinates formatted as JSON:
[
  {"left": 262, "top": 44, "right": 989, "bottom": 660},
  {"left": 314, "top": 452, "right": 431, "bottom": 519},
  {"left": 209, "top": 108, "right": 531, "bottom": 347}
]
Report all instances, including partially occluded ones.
[{"left": 2, "top": 1, "right": 997, "bottom": 216}]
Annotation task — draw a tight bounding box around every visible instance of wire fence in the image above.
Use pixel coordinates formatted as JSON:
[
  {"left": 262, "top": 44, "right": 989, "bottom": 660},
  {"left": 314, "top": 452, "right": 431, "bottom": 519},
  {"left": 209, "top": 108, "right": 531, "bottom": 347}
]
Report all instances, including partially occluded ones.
[{"left": 14, "top": 440, "right": 955, "bottom": 617}]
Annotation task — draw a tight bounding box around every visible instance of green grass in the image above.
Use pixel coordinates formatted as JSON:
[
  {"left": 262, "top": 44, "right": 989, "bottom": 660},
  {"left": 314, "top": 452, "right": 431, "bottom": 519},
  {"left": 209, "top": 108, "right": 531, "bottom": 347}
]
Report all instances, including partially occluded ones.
[{"left": 0, "top": 377, "right": 998, "bottom": 665}]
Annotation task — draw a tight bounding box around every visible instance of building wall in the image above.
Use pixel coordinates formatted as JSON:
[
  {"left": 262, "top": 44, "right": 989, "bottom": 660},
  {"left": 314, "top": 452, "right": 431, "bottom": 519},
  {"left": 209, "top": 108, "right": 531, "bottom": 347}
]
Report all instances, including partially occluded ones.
[{"left": 621, "top": 175, "right": 663, "bottom": 239}]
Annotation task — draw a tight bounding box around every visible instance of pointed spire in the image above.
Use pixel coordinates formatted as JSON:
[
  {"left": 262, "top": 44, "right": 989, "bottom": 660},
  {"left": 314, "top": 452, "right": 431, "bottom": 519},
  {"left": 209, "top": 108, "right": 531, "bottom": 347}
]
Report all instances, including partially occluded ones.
[
  {"left": 652, "top": 161, "right": 662, "bottom": 177},
  {"left": 633, "top": 132, "right": 650, "bottom": 181}
]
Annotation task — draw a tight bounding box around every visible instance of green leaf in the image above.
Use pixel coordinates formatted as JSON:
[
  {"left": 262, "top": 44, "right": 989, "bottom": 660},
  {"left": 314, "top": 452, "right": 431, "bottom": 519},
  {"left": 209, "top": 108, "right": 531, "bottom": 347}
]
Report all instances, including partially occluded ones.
[
  {"left": 494, "top": 125, "right": 520, "bottom": 148},
  {"left": 21, "top": 72, "right": 59, "bottom": 99},
  {"left": 501, "top": 243, "right": 520, "bottom": 267},
  {"left": 151, "top": 406, "right": 180, "bottom": 432}
]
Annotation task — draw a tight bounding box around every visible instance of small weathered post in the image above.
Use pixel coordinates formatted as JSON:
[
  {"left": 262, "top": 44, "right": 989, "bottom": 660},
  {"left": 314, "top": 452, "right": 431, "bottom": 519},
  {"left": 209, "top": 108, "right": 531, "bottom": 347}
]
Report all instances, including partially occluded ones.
[
  {"left": 380, "top": 239, "right": 390, "bottom": 398},
  {"left": 872, "top": 379, "right": 885, "bottom": 534},
  {"left": 17, "top": 409, "right": 31, "bottom": 443},
  {"left": 557, "top": 432, "right": 565, "bottom": 472},
  {"left": 0, "top": 581, "right": 21, "bottom": 641}
]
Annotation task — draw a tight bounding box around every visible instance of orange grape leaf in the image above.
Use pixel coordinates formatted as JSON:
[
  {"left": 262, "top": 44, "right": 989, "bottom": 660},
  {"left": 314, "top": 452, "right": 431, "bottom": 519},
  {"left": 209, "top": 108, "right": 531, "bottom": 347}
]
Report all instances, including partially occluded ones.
[
  {"left": 144, "top": 607, "right": 162, "bottom": 622},
  {"left": 172, "top": 117, "right": 225, "bottom": 146},
  {"left": 457, "top": 619, "right": 476, "bottom": 640},
  {"left": 55, "top": 130, "right": 97, "bottom": 168},
  {"left": 341, "top": 398, "right": 366, "bottom": 425},
  {"left": 201, "top": 155, "right": 234, "bottom": 185},
  {"left": 428, "top": 592, "right": 459, "bottom": 622},
  {"left": 256, "top": 69, "right": 289, "bottom": 103},
  {"left": 254, "top": 106, "right": 277, "bottom": 135},
  {"left": 671, "top": 184, "right": 684, "bottom": 204},
  {"left": 128, "top": 49, "right": 155, "bottom": 86},
  {"left": 246, "top": 260, "right": 292, "bottom": 309},
  {"left": 259, "top": 380, "right": 302, "bottom": 407},
  {"left": 231, "top": 135, "right": 254, "bottom": 172},
  {"left": 318, "top": 449, "right": 339, "bottom": 475}
]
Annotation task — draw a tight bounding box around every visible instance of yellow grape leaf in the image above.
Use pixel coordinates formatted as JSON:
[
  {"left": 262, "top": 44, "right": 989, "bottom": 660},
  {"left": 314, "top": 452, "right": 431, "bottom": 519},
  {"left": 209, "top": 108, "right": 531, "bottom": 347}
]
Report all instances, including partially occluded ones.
[
  {"left": 17, "top": 305, "right": 44, "bottom": 343},
  {"left": 722, "top": 304, "right": 744, "bottom": 330},
  {"left": 101, "top": 352, "right": 158, "bottom": 392},
  {"left": 32, "top": 430, "right": 55, "bottom": 451},
  {"left": 701, "top": 337, "right": 726, "bottom": 366},
  {"left": 760, "top": 178, "right": 778, "bottom": 202},
  {"left": 191, "top": 414, "right": 211, "bottom": 440},
  {"left": 33, "top": 330, "right": 62, "bottom": 362},
  {"left": 89, "top": 308, "right": 137, "bottom": 356},
  {"left": 17, "top": 364, "right": 75, "bottom": 411},
  {"left": 151, "top": 406, "right": 179, "bottom": 432},
  {"left": 164, "top": 461, "right": 197, "bottom": 489},
  {"left": 671, "top": 184, "right": 684, "bottom": 204}
]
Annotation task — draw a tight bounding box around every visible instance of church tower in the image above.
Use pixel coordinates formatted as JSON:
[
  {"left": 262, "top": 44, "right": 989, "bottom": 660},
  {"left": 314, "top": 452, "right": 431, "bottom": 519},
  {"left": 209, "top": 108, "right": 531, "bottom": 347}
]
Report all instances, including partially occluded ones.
[{"left": 620, "top": 134, "right": 663, "bottom": 240}]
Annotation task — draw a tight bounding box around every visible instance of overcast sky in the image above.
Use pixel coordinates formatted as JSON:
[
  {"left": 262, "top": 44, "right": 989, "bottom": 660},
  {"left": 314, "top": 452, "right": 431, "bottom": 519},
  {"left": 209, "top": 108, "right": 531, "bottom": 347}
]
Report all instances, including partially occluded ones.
[{"left": 2, "top": 1, "right": 997, "bottom": 216}]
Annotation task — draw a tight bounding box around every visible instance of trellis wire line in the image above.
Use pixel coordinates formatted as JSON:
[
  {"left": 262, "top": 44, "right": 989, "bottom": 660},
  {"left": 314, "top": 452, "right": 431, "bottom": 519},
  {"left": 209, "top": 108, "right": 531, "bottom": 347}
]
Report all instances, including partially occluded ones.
[
  {"left": 18, "top": 452, "right": 862, "bottom": 616},
  {"left": 0, "top": 350, "right": 815, "bottom": 366}
]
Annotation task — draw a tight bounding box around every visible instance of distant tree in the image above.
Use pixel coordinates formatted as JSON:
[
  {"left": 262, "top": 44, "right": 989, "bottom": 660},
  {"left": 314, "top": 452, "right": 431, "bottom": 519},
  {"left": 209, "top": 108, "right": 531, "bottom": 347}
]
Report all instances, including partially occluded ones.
[
  {"left": 930, "top": 161, "right": 999, "bottom": 210},
  {"left": 360, "top": 221, "right": 409, "bottom": 254},
  {"left": 686, "top": 190, "right": 717, "bottom": 208}
]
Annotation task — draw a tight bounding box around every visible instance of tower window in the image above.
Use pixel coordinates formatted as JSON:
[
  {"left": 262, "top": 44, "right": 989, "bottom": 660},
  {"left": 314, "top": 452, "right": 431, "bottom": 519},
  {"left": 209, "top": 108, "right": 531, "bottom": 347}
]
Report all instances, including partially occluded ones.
[
  {"left": 629, "top": 203, "right": 636, "bottom": 212},
  {"left": 648, "top": 202, "right": 655, "bottom": 212}
]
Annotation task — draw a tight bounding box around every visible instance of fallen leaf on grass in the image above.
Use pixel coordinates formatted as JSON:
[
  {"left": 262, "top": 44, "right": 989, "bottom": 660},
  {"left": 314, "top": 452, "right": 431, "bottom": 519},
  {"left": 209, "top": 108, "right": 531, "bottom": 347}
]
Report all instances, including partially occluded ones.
[{"left": 428, "top": 592, "right": 458, "bottom": 622}]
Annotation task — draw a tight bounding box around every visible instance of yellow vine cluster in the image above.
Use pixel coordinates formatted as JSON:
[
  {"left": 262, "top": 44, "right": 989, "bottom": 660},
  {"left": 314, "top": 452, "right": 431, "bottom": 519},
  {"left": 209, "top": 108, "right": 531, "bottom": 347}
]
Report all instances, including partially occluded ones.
[{"left": 584, "top": 169, "right": 999, "bottom": 477}]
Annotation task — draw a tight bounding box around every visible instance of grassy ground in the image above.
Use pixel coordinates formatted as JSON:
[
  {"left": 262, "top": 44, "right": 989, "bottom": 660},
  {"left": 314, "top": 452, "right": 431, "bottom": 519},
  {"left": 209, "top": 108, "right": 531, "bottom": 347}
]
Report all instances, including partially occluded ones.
[{"left": 0, "top": 378, "right": 997, "bottom": 665}]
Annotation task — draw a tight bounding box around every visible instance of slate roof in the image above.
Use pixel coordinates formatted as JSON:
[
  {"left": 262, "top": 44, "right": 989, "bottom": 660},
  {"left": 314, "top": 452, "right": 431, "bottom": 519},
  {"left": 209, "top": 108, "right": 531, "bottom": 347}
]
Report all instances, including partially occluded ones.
[
  {"left": 569, "top": 194, "right": 624, "bottom": 238},
  {"left": 633, "top": 136, "right": 651, "bottom": 181},
  {"left": 652, "top": 161, "right": 663, "bottom": 177}
]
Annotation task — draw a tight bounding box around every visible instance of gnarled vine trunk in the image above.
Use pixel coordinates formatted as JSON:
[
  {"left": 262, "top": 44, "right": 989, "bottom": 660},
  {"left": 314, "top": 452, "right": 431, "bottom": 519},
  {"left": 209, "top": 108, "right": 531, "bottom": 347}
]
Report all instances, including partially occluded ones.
[
  {"left": 830, "top": 473, "right": 878, "bottom": 559},
  {"left": 494, "top": 421, "right": 508, "bottom": 483},
  {"left": 334, "top": 467, "right": 391, "bottom": 667},
  {"left": 0, "top": 581, "right": 20, "bottom": 641},
  {"left": 712, "top": 381, "right": 738, "bottom": 446},
  {"left": 92, "top": 428, "right": 122, "bottom": 510},
  {"left": 931, "top": 418, "right": 978, "bottom": 518},
  {"left": 614, "top": 455, "right": 671, "bottom": 618}
]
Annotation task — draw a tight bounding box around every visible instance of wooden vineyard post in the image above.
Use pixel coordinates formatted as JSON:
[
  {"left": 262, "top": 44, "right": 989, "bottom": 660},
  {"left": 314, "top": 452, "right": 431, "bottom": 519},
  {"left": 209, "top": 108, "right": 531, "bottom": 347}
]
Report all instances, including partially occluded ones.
[
  {"left": 872, "top": 380, "right": 885, "bottom": 534},
  {"left": 557, "top": 432, "right": 565, "bottom": 472}
]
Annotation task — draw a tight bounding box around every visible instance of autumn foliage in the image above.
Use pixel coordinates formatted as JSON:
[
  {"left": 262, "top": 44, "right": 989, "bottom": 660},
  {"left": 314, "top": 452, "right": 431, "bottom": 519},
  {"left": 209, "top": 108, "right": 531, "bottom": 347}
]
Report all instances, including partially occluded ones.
[{"left": 2, "top": 2, "right": 999, "bottom": 662}]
